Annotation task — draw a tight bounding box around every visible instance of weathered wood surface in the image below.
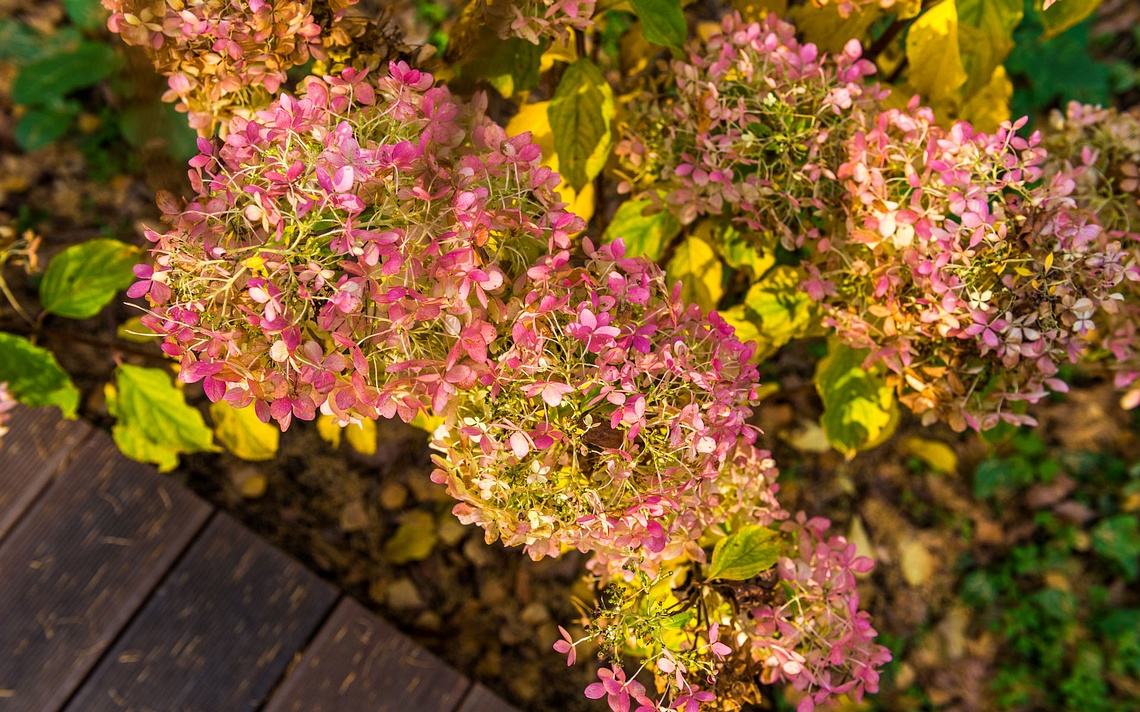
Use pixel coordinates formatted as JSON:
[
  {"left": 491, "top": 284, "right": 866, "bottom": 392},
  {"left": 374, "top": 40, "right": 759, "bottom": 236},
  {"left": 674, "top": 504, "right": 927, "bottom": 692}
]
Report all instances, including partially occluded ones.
[
  {"left": 65, "top": 513, "right": 339, "bottom": 712},
  {"left": 0, "top": 405, "right": 90, "bottom": 540},
  {"left": 457, "top": 684, "right": 525, "bottom": 712},
  {"left": 263, "top": 597, "right": 471, "bottom": 712},
  {"left": 0, "top": 432, "right": 211, "bottom": 712},
  {"left": 0, "top": 406, "right": 524, "bottom": 712}
]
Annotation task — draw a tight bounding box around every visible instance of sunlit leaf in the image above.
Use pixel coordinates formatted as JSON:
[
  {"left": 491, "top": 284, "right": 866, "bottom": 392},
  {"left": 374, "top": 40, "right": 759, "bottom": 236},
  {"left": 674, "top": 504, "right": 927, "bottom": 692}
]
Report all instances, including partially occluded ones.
[
  {"left": 666, "top": 233, "right": 723, "bottom": 311},
  {"left": 39, "top": 238, "right": 140, "bottom": 318},
  {"left": 905, "top": 0, "right": 968, "bottom": 104},
  {"left": 210, "top": 400, "right": 279, "bottom": 462},
  {"left": 345, "top": 418, "right": 377, "bottom": 455},
  {"left": 722, "top": 265, "right": 818, "bottom": 361},
  {"left": 629, "top": 0, "right": 686, "bottom": 50},
  {"left": 108, "top": 365, "right": 216, "bottom": 471},
  {"left": 548, "top": 58, "right": 614, "bottom": 192},
  {"left": 603, "top": 194, "right": 681, "bottom": 261},
  {"left": 902, "top": 436, "right": 959, "bottom": 474},
  {"left": 0, "top": 333, "right": 80, "bottom": 417},
  {"left": 959, "top": 64, "right": 1012, "bottom": 132},
  {"left": 707, "top": 525, "right": 783, "bottom": 581},
  {"left": 505, "top": 100, "right": 595, "bottom": 222},
  {"left": 815, "top": 340, "right": 899, "bottom": 458}
]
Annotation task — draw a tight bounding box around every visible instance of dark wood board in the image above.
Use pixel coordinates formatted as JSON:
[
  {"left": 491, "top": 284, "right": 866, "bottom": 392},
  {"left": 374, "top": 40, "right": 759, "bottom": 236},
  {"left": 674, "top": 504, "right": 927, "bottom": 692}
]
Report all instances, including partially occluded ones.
[
  {"left": 64, "top": 512, "right": 338, "bottom": 712},
  {"left": 456, "top": 683, "right": 524, "bottom": 712},
  {"left": 0, "top": 405, "right": 90, "bottom": 541},
  {"left": 0, "top": 433, "right": 211, "bottom": 712},
  {"left": 262, "top": 597, "right": 471, "bottom": 712}
]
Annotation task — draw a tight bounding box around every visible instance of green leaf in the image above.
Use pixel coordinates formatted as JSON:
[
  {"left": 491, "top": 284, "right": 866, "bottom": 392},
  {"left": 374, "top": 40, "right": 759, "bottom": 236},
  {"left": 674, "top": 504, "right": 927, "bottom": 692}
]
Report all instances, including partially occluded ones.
[
  {"left": 720, "top": 265, "right": 818, "bottom": 361},
  {"left": 384, "top": 511, "right": 439, "bottom": 564},
  {"left": 1035, "top": 0, "right": 1102, "bottom": 39},
  {"left": 40, "top": 238, "right": 141, "bottom": 318},
  {"left": 666, "top": 233, "right": 723, "bottom": 312},
  {"left": 62, "top": 0, "right": 107, "bottom": 30},
  {"left": 710, "top": 220, "right": 774, "bottom": 281},
  {"left": 603, "top": 194, "right": 681, "bottom": 261},
  {"left": 956, "top": 0, "right": 1023, "bottom": 97},
  {"left": 629, "top": 0, "right": 687, "bottom": 50},
  {"left": 1092, "top": 515, "right": 1140, "bottom": 581},
  {"left": 12, "top": 41, "right": 120, "bottom": 105},
  {"left": 0, "top": 23, "right": 81, "bottom": 64},
  {"left": 707, "top": 525, "right": 783, "bottom": 581},
  {"left": 0, "top": 333, "right": 80, "bottom": 417},
  {"left": 14, "top": 105, "right": 78, "bottom": 152},
  {"left": 210, "top": 400, "right": 279, "bottom": 462},
  {"left": 548, "top": 58, "right": 614, "bottom": 193},
  {"left": 108, "top": 365, "right": 217, "bottom": 471},
  {"left": 905, "top": 0, "right": 968, "bottom": 104},
  {"left": 814, "top": 340, "right": 899, "bottom": 458},
  {"left": 1006, "top": 17, "right": 1109, "bottom": 118}
]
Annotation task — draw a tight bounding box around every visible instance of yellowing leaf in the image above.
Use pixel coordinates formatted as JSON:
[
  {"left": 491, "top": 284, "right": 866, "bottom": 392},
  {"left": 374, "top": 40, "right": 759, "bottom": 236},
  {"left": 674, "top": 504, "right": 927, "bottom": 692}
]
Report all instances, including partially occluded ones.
[
  {"left": 666, "top": 233, "right": 723, "bottom": 311},
  {"left": 704, "top": 219, "right": 774, "bottom": 280},
  {"left": 729, "top": 0, "right": 788, "bottom": 22},
  {"left": 726, "top": 265, "right": 819, "bottom": 361},
  {"left": 1036, "top": 0, "right": 1103, "bottom": 40},
  {"left": 0, "top": 332, "right": 80, "bottom": 417},
  {"left": 345, "top": 418, "right": 377, "bottom": 455},
  {"left": 39, "top": 238, "right": 140, "bottom": 319},
  {"left": 603, "top": 194, "right": 682, "bottom": 261},
  {"left": 959, "top": 65, "right": 1012, "bottom": 132},
  {"left": 790, "top": 1, "right": 884, "bottom": 53},
  {"left": 814, "top": 341, "right": 899, "bottom": 458},
  {"left": 384, "top": 511, "right": 440, "bottom": 564},
  {"left": 116, "top": 315, "right": 160, "bottom": 344},
  {"left": 210, "top": 400, "right": 279, "bottom": 462},
  {"left": 316, "top": 413, "right": 342, "bottom": 448},
  {"left": 548, "top": 58, "right": 614, "bottom": 193},
  {"left": 409, "top": 410, "right": 445, "bottom": 434},
  {"left": 905, "top": 0, "right": 968, "bottom": 105},
  {"left": 902, "top": 436, "right": 960, "bottom": 473},
  {"left": 108, "top": 364, "right": 217, "bottom": 472},
  {"left": 505, "top": 100, "right": 595, "bottom": 222}
]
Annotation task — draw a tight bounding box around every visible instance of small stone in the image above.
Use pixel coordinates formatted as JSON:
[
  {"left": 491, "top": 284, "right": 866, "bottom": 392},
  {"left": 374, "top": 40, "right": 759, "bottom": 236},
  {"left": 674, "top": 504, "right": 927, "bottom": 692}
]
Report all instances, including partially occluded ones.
[
  {"left": 378, "top": 482, "right": 408, "bottom": 511},
  {"left": 230, "top": 465, "right": 267, "bottom": 499},
  {"left": 474, "top": 646, "right": 502, "bottom": 677},
  {"left": 415, "top": 610, "right": 442, "bottom": 631},
  {"left": 386, "top": 578, "right": 425, "bottom": 610},
  {"left": 340, "top": 500, "right": 370, "bottom": 532},
  {"left": 498, "top": 618, "right": 531, "bottom": 646},
  {"left": 437, "top": 516, "right": 468, "bottom": 547},
  {"left": 367, "top": 579, "right": 387, "bottom": 605},
  {"left": 520, "top": 602, "right": 549, "bottom": 626},
  {"left": 480, "top": 579, "right": 508, "bottom": 606},
  {"left": 463, "top": 536, "right": 495, "bottom": 568}
]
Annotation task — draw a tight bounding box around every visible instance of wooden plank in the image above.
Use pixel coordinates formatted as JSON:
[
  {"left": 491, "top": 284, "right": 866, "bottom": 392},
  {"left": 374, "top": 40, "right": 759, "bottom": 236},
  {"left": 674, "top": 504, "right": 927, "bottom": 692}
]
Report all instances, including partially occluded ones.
[
  {"left": 65, "top": 513, "right": 338, "bottom": 712},
  {"left": 0, "top": 433, "right": 211, "bottom": 712},
  {"left": 263, "top": 597, "right": 470, "bottom": 712},
  {"left": 455, "top": 683, "right": 523, "bottom": 712},
  {"left": 0, "top": 405, "right": 90, "bottom": 541}
]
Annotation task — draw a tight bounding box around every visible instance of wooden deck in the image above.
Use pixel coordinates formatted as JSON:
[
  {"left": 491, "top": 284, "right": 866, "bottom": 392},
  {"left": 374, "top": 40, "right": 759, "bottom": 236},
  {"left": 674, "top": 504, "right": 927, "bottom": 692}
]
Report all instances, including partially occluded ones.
[{"left": 0, "top": 405, "right": 520, "bottom": 712}]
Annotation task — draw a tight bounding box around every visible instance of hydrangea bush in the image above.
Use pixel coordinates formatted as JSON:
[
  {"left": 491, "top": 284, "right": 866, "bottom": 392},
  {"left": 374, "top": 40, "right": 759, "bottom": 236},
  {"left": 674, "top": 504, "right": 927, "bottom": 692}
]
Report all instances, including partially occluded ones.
[{"left": 6, "top": 1, "right": 1137, "bottom": 711}]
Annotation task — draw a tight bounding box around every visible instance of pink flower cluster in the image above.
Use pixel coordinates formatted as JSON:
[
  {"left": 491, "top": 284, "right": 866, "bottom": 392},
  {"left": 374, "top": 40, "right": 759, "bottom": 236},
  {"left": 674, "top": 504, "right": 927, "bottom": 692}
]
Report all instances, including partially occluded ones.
[
  {"left": 496, "top": 0, "right": 596, "bottom": 44},
  {"left": 134, "top": 62, "right": 582, "bottom": 430},
  {"left": 102, "top": 0, "right": 351, "bottom": 133},
  {"left": 0, "top": 383, "right": 14, "bottom": 449},
  {"left": 1042, "top": 103, "right": 1140, "bottom": 408},
  {"left": 749, "top": 515, "right": 890, "bottom": 712},
  {"left": 430, "top": 238, "right": 764, "bottom": 573},
  {"left": 808, "top": 101, "right": 1133, "bottom": 430},
  {"left": 556, "top": 508, "right": 889, "bottom": 712},
  {"left": 616, "top": 13, "right": 882, "bottom": 246}
]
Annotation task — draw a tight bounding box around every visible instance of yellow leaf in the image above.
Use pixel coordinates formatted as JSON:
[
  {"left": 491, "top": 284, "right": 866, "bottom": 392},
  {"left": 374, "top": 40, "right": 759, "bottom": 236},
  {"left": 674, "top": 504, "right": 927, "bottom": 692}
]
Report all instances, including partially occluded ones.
[
  {"left": 958, "top": 64, "right": 1012, "bottom": 132},
  {"left": 344, "top": 418, "right": 377, "bottom": 455},
  {"left": 905, "top": 0, "right": 968, "bottom": 105},
  {"left": 790, "top": 1, "right": 884, "bottom": 53},
  {"left": 210, "top": 400, "right": 279, "bottom": 462},
  {"left": 409, "top": 410, "right": 445, "bottom": 434},
  {"left": 1036, "top": 0, "right": 1103, "bottom": 40},
  {"left": 666, "top": 233, "right": 723, "bottom": 312},
  {"left": 317, "top": 413, "right": 342, "bottom": 448},
  {"left": 505, "top": 101, "right": 595, "bottom": 223},
  {"left": 729, "top": 0, "right": 787, "bottom": 22},
  {"left": 902, "top": 436, "right": 959, "bottom": 473}
]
